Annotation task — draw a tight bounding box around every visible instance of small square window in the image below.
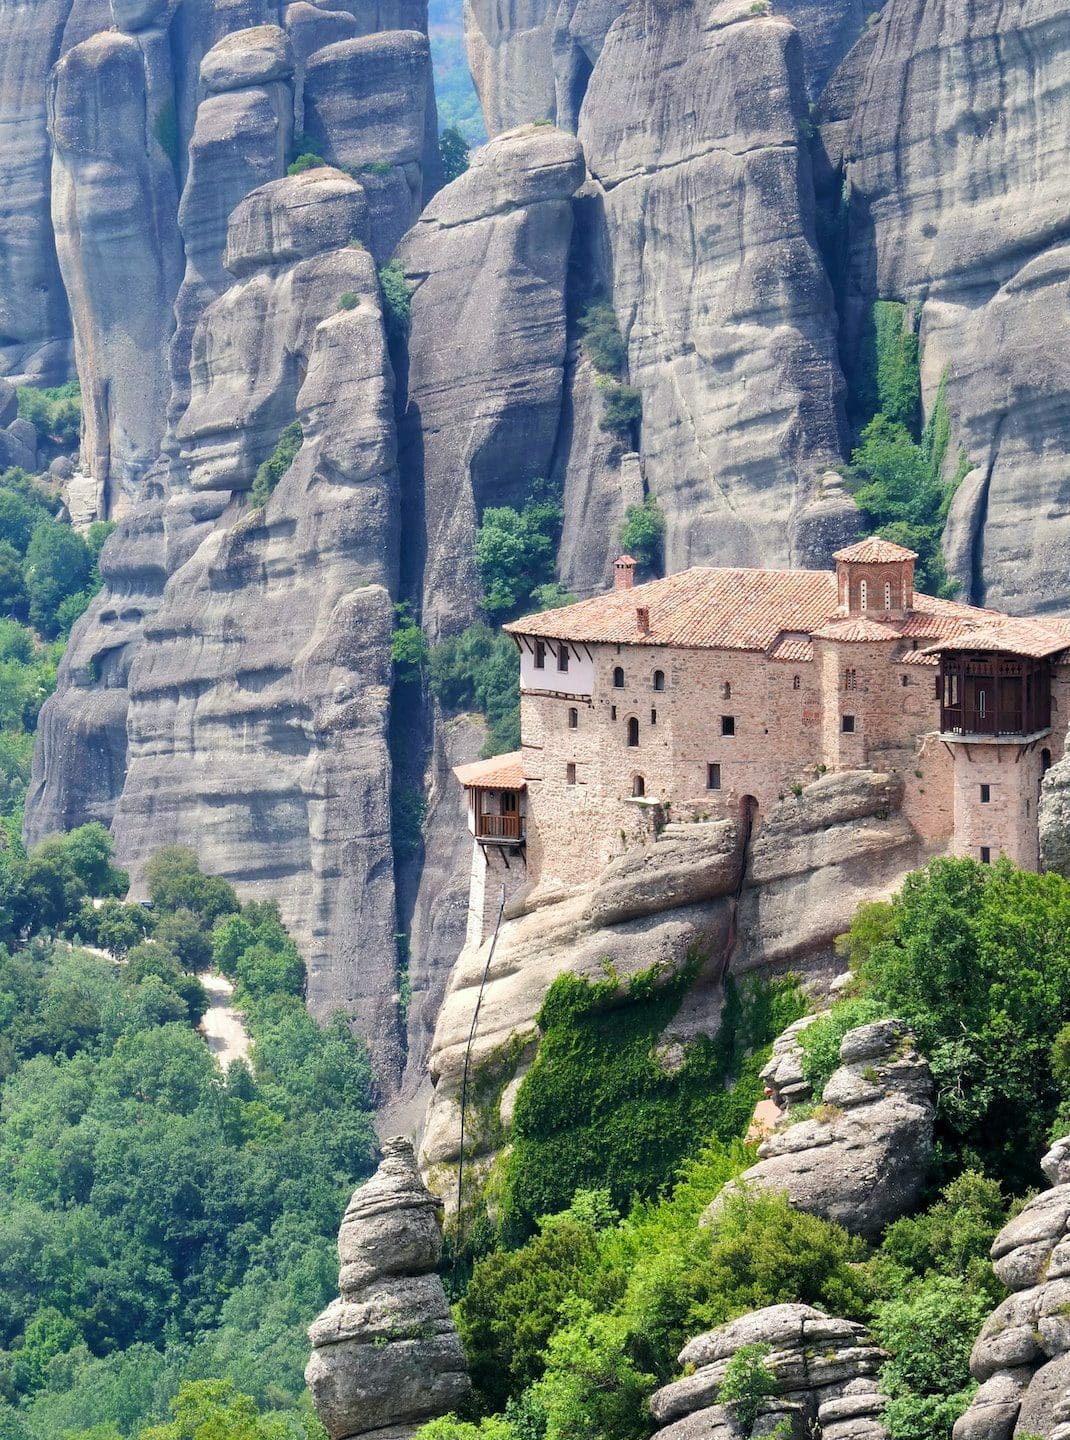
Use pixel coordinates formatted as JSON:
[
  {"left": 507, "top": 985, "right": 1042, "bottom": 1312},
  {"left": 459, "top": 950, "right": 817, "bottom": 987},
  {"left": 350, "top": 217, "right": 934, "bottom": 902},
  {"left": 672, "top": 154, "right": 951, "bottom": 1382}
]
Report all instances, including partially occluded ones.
[
  {"left": 707, "top": 763, "right": 721, "bottom": 791},
  {"left": 534, "top": 641, "right": 546, "bottom": 670},
  {"left": 568, "top": 707, "right": 578, "bottom": 730},
  {"left": 721, "top": 716, "right": 735, "bottom": 737},
  {"left": 980, "top": 783, "right": 991, "bottom": 803},
  {"left": 980, "top": 846, "right": 991, "bottom": 864},
  {"left": 901, "top": 674, "right": 909, "bottom": 687},
  {"left": 557, "top": 645, "right": 569, "bottom": 674},
  {"left": 566, "top": 763, "right": 576, "bottom": 785},
  {"left": 842, "top": 714, "right": 856, "bottom": 734}
]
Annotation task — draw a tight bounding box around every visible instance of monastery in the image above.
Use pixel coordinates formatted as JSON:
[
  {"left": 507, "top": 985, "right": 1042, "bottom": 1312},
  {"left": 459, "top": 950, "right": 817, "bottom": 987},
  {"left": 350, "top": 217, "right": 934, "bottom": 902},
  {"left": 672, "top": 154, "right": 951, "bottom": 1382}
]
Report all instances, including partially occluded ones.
[{"left": 454, "top": 538, "right": 1070, "bottom": 942}]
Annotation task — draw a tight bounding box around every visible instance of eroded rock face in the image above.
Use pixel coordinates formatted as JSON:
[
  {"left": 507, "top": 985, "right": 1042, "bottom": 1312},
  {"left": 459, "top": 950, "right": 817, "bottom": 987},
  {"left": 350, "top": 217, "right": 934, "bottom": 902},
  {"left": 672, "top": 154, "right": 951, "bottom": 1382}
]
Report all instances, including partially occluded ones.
[
  {"left": 48, "top": 26, "right": 184, "bottom": 513},
  {"left": 102, "top": 173, "right": 403, "bottom": 1079},
  {"left": 824, "top": 0, "right": 1070, "bottom": 614},
  {"left": 303, "top": 30, "right": 432, "bottom": 261},
  {"left": 397, "top": 122, "right": 584, "bottom": 640},
  {"left": 578, "top": 0, "right": 849, "bottom": 574},
  {"left": 1040, "top": 759, "right": 1070, "bottom": 878},
  {"left": 705, "top": 1019, "right": 934, "bottom": 1240},
  {"left": 306, "top": 1137, "right": 469, "bottom": 1440},
  {"left": 166, "top": 25, "right": 293, "bottom": 438},
  {"left": 953, "top": 1138, "right": 1070, "bottom": 1440},
  {"left": 650, "top": 1304, "right": 889, "bottom": 1440}
]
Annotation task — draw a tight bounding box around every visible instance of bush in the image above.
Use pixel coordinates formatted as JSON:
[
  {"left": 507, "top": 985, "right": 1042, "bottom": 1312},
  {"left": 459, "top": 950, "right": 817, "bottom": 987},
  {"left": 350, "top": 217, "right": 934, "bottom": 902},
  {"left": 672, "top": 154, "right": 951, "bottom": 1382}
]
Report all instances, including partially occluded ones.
[
  {"left": 530, "top": 1301, "right": 653, "bottom": 1440},
  {"left": 878, "top": 1171, "right": 1007, "bottom": 1305},
  {"left": 391, "top": 602, "right": 429, "bottom": 684},
  {"left": 596, "top": 379, "right": 641, "bottom": 442},
  {"left": 619, "top": 495, "right": 665, "bottom": 573},
  {"left": 144, "top": 847, "right": 239, "bottom": 927},
  {"left": 250, "top": 422, "right": 302, "bottom": 508},
  {"left": 17, "top": 381, "right": 81, "bottom": 451},
  {"left": 337, "top": 292, "right": 359, "bottom": 312},
  {"left": 379, "top": 261, "right": 413, "bottom": 342},
  {"left": 717, "top": 1344, "right": 778, "bottom": 1434},
  {"left": 797, "top": 997, "right": 889, "bottom": 1096},
  {"left": 873, "top": 1277, "right": 988, "bottom": 1440},
  {"left": 287, "top": 153, "right": 324, "bottom": 175},
  {"left": 856, "top": 301, "right": 921, "bottom": 432},
  {"left": 578, "top": 303, "right": 627, "bottom": 377},
  {"left": 23, "top": 522, "right": 92, "bottom": 637}
]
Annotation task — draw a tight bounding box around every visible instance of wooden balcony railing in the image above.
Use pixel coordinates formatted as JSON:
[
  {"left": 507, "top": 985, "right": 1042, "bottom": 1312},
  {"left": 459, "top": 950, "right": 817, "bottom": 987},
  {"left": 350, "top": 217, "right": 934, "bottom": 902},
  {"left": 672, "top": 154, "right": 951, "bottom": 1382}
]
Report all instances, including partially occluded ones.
[{"left": 476, "top": 813, "right": 524, "bottom": 842}]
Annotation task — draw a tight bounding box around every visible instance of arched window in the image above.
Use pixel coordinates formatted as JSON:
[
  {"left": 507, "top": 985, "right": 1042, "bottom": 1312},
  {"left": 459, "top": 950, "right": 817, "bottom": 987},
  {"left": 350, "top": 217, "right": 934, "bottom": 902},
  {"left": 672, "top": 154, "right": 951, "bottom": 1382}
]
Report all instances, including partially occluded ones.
[
  {"left": 632, "top": 775, "right": 645, "bottom": 798},
  {"left": 884, "top": 580, "right": 893, "bottom": 610},
  {"left": 627, "top": 716, "right": 640, "bottom": 747},
  {"left": 613, "top": 666, "right": 625, "bottom": 689},
  {"left": 653, "top": 670, "right": 665, "bottom": 691},
  {"left": 568, "top": 707, "right": 578, "bottom": 729},
  {"left": 860, "top": 579, "right": 868, "bottom": 611},
  {"left": 722, "top": 681, "right": 732, "bottom": 700}
]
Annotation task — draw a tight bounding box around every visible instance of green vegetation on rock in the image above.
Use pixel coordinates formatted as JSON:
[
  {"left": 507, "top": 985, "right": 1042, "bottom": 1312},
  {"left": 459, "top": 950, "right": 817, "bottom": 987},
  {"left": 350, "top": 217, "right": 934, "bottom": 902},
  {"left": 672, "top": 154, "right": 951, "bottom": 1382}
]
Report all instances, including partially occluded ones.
[
  {"left": 16, "top": 381, "right": 81, "bottom": 452},
  {"left": 619, "top": 494, "right": 665, "bottom": 575},
  {"left": 379, "top": 261, "right": 413, "bottom": 342},
  {"left": 250, "top": 423, "right": 302, "bottom": 508},
  {"left": 430, "top": 624, "right": 521, "bottom": 758},
  {"left": 440, "top": 126, "right": 471, "bottom": 184}
]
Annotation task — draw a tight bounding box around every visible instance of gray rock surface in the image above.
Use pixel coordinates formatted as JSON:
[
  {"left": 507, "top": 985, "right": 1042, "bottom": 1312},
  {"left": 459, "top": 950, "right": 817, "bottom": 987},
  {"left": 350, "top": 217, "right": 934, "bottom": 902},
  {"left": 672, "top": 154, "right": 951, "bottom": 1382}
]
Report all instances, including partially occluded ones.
[
  {"left": 48, "top": 25, "right": 183, "bottom": 512},
  {"left": 0, "top": 0, "right": 74, "bottom": 382},
  {"left": 705, "top": 1019, "right": 934, "bottom": 1240},
  {"left": 650, "top": 1304, "right": 889, "bottom": 1440},
  {"left": 773, "top": 0, "right": 874, "bottom": 98},
  {"left": 577, "top": 0, "right": 849, "bottom": 575},
  {"left": 303, "top": 30, "right": 432, "bottom": 261},
  {"left": 306, "top": 1137, "right": 470, "bottom": 1440},
  {"left": 955, "top": 1139, "right": 1070, "bottom": 1440},
  {"left": 824, "top": 0, "right": 1070, "bottom": 614},
  {"left": 586, "top": 819, "right": 743, "bottom": 928},
  {"left": 1040, "top": 760, "right": 1070, "bottom": 879},
  {"left": 95, "top": 174, "right": 404, "bottom": 1079},
  {"left": 397, "top": 122, "right": 584, "bottom": 640},
  {"left": 167, "top": 26, "right": 293, "bottom": 440}
]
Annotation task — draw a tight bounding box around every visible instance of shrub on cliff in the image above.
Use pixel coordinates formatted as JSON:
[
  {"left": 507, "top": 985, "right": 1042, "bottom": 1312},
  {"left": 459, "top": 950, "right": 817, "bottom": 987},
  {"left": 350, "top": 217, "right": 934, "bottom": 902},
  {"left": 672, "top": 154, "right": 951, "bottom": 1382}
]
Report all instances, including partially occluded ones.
[
  {"left": 619, "top": 494, "right": 664, "bottom": 574},
  {"left": 250, "top": 422, "right": 302, "bottom": 508}
]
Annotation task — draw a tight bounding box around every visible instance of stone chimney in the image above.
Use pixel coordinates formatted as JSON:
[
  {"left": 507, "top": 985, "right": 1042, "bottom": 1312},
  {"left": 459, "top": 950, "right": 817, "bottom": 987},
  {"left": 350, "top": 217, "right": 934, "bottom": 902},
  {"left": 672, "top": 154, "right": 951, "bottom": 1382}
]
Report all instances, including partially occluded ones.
[
  {"left": 614, "top": 554, "right": 637, "bottom": 591},
  {"left": 636, "top": 605, "right": 651, "bottom": 634}
]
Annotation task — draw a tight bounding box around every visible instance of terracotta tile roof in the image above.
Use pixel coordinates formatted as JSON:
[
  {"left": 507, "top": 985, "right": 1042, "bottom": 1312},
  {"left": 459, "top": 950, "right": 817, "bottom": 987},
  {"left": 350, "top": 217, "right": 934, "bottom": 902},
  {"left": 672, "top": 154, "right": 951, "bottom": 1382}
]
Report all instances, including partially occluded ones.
[
  {"left": 453, "top": 752, "right": 526, "bottom": 790},
  {"left": 833, "top": 537, "right": 918, "bottom": 564},
  {"left": 922, "top": 620, "right": 1070, "bottom": 660},
  {"left": 767, "top": 633, "right": 814, "bottom": 663},
  {"left": 812, "top": 616, "right": 902, "bottom": 643},
  {"left": 898, "top": 648, "right": 939, "bottom": 666},
  {"left": 505, "top": 567, "right": 839, "bottom": 652}
]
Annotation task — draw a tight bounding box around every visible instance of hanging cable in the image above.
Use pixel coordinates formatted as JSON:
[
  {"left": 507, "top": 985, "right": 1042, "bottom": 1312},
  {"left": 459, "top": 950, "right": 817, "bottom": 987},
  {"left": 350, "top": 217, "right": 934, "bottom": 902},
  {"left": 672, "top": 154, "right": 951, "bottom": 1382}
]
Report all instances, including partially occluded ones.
[{"left": 454, "top": 885, "right": 506, "bottom": 1272}]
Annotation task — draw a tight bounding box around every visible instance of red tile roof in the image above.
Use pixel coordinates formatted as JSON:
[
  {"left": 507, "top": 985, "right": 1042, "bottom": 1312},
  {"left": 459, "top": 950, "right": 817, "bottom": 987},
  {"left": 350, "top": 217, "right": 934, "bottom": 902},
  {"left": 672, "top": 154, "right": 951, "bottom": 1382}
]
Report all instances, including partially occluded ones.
[
  {"left": 922, "top": 620, "right": 1070, "bottom": 660},
  {"left": 505, "top": 567, "right": 840, "bottom": 651},
  {"left": 767, "top": 633, "right": 815, "bottom": 663},
  {"left": 453, "top": 752, "right": 526, "bottom": 790},
  {"left": 833, "top": 537, "right": 918, "bottom": 564},
  {"left": 812, "top": 616, "right": 902, "bottom": 643}
]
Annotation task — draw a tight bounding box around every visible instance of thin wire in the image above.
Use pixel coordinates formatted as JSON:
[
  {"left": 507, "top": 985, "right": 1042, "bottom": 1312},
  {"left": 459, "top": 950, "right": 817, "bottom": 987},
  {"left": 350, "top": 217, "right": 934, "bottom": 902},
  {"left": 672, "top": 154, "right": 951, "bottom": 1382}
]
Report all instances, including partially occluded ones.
[{"left": 454, "top": 884, "right": 506, "bottom": 1272}]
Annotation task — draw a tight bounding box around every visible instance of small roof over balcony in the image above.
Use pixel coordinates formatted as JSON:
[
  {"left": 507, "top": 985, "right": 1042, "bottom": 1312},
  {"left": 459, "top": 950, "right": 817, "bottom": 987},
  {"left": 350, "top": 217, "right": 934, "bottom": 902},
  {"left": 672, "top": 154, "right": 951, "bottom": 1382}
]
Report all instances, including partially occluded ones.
[
  {"left": 922, "top": 619, "right": 1070, "bottom": 661},
  {"left": 453, "top": 752, "right": 526, "bottom": 791}
]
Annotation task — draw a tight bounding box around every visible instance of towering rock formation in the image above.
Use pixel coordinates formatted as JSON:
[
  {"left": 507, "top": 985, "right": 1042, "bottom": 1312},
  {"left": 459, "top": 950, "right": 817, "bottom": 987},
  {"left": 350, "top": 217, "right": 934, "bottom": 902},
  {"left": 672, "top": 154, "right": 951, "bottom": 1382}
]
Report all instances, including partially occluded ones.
[
  {"left": 579, "top": 1, "right": 850, "bottom": 573},
  {"left": 397, "top": 121, "right": 585, "bottom": 640},
  {"left": 822, "top": 0, "right": 1070, "bottom": 614},
  {"left": 48, "top": 12, "right": 184, "bottom": 513},
  {"left": 167, "top": 25, "right": 294, "bottom": 431},
  {"left": 306, "top": 1136, "right": 470, "bottom": 1440}
]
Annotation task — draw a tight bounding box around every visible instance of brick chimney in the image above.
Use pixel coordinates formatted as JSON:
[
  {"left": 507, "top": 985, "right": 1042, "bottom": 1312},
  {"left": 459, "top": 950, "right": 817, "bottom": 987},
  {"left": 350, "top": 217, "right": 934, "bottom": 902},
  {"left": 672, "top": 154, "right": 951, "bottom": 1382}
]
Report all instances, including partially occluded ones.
[
  {"left": 636, "top": 605, "right": 650, "bottom": 634},
  {"left": 614, "top": 554, "right": 637, "bottom": 591}
]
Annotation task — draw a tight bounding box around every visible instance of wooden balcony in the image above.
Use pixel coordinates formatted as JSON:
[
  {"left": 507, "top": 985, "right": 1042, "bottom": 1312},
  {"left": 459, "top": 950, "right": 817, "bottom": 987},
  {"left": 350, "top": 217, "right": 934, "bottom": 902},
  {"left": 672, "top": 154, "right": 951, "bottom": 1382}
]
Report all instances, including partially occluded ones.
[{"left": 475, "top": 813, "right": 525, "bottom": 844}]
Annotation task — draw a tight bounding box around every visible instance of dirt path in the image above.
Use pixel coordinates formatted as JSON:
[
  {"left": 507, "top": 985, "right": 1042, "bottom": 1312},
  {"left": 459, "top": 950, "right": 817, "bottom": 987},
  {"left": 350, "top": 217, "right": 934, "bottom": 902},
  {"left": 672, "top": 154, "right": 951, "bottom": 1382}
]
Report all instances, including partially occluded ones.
[{"left": 200, "top": 972, "right": 251, "bottom": 1069}]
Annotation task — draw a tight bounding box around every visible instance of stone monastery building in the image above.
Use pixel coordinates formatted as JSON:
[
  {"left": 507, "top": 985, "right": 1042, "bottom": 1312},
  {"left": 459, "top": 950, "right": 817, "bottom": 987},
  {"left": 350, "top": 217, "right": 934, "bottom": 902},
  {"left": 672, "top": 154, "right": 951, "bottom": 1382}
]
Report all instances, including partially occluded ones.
[{"left": 454, "top": 538, "right": 1070, "bottom": 942}]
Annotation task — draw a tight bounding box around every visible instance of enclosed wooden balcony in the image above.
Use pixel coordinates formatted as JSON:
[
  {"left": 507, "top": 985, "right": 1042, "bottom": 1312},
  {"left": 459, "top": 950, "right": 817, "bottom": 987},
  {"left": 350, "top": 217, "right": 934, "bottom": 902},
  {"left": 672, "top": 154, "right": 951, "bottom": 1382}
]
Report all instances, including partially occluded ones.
[
  {"left": 939, "top": 652, "right": 1052, "bottom": 739},
  {"left": 475, "top": 810, "right": 525, "bottom": 843}
]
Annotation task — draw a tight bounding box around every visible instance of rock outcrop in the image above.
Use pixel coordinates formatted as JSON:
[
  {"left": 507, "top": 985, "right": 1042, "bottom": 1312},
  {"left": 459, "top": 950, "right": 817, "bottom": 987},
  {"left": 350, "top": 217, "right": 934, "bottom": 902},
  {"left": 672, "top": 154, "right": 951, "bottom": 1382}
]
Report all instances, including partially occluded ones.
[
  {"left": 1040, "top": 758, "right": 1070, "bottom": 879},
  {"left": 48, "top": 22, "right": 184, "bottom": 513},
  {"left": 706, "top": 1019, "right": 934, "bottom": 1241},
  {"left": 303, "top": 30, "right": 433, "bottom": 262},
  {"left": 397, "top": 122, "right": 584, "bottom": 639},
  {"left": 823, "top": 0, "right": 1070, "bottom": 614},
  {"left": 649, "top": 1304, "right": 889, "bottom": 1440},
  {"left": 166, "top": 25, "right": 294, "bottom": 434},
  {"left": 578, "top": 0, "right": 850, "bottom": 574},
  {"left": 953, "top": 1138, "right": 1070, "bottom": 1440},
  {"left": 307, "top": 1136, "right": 470, "bottom": 1440}
]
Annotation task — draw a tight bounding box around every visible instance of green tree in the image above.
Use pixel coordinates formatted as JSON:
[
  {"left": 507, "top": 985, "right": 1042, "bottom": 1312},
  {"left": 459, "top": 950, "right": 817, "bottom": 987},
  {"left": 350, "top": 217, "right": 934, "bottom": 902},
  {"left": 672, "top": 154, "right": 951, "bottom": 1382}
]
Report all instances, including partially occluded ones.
[
  {"left": 530, "top": 1301, "right": 654, "bottom": 1440},
  {"left": 716, "top": 1344, "right": 779, "bottom": 1434},
  {"left": 872, "top": 1277, "right": 988, "bottom": 1440},
  {"left": 439, "top": 125, "right": 470, "bottom": 183},
  {"left": 250, "top": 423, "right": 302, "bottom": 508},
  {"left": 379, "top": 261, "right": 413, "bottom": 342},
  {"left": 476, "top": 497, "right": 562, "bottom": 621},
  {"left": 144, "top": 848, "right": 238, "bottom": 926},
  {"left": 578, "top": 302, "right": 627, "bottom": 376},
  {"left": 23, "top": 523, "right": 92, "bottom": 637},
  {"left": 619, "top": 495, "right": 664, "bottom": 574},
  {"left": 0, "top": 542, "right": 28, "bottom": 619}
]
